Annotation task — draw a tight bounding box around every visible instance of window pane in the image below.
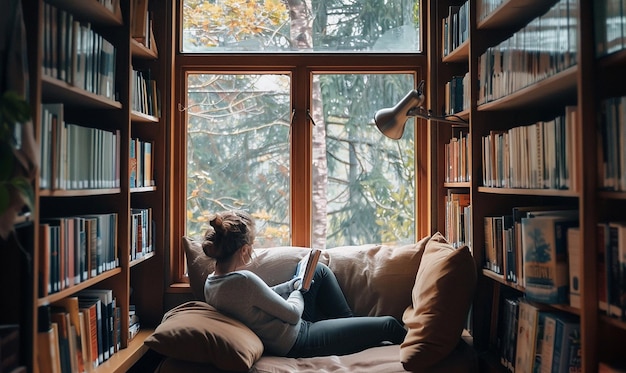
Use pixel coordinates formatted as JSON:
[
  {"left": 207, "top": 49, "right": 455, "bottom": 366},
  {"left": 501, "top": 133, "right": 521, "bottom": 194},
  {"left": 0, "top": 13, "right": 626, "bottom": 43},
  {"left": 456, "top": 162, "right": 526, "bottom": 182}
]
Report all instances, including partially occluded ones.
[
  {"left": 186, "top": 74, "right": 291, "bottom": 247},
  {"left": 182, "top": 0, "right": 420, "bottom": 53},
  {"left": 311, "top": 73, "right": 416, "bottom": 248}
]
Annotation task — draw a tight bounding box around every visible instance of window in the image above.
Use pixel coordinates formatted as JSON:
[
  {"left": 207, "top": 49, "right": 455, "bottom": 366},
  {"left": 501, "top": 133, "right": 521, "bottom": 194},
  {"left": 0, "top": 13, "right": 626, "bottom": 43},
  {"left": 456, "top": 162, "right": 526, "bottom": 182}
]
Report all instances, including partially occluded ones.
[
  {"left": 171, "top": 0, "right": 427, "bottom": 284},
  {"left": 181, "top": 0, "right": 421, "bottom": 53}
]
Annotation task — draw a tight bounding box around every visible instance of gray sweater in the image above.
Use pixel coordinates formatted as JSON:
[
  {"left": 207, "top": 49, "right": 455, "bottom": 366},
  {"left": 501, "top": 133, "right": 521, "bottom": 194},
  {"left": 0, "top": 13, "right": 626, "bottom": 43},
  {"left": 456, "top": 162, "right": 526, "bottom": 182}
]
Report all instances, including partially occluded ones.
[{"left": 204, "top": 270, "right": 304, "bottom": 355}]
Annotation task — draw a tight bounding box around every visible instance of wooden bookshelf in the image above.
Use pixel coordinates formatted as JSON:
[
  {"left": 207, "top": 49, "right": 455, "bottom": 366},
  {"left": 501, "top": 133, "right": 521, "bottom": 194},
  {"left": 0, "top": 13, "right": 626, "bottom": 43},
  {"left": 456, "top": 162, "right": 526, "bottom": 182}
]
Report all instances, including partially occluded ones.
[
  {"left": 0, "top": 0, "right": 170, "bottom": 372},
  {"left": 429, "top": 0, "right": 626, "bottom": 372}
]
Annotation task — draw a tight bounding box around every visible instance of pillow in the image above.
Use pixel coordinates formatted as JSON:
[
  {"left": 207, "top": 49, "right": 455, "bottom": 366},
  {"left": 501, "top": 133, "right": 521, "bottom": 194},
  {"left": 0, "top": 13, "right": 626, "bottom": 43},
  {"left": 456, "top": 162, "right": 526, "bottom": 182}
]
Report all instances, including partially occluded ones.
[
  {"left": 184, "top": 234, "right": 428, "bottom": 319},
  {"left": 325, "top": 237, "right": 428, "bottom": 320},
  {"left": 144, "top": 301, "right": 263, "bottom": 372},
  {"left": 400, "top": 232, "right": 477, "bottom": 371},
  {"left": 183, "top": 237, "right": 215, "bottom": 300},
  {"left": 184, "top": 236, "right": 314, "bottom": 300}
]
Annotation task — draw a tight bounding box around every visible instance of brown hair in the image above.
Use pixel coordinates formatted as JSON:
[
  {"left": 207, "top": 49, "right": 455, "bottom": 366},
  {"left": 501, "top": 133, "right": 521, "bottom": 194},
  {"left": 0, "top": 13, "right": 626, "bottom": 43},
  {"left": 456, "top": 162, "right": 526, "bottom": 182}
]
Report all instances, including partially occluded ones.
[{"left": 202, "top": 210, "right": 255, "bottom": 260}]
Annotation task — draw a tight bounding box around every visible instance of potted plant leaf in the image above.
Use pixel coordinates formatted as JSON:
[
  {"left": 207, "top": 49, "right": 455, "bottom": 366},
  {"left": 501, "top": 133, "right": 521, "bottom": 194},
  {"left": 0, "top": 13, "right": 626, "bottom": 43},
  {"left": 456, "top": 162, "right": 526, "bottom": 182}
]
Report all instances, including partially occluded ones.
[{"left": 0, "top": 90, "right": 34, "bottom": 239}]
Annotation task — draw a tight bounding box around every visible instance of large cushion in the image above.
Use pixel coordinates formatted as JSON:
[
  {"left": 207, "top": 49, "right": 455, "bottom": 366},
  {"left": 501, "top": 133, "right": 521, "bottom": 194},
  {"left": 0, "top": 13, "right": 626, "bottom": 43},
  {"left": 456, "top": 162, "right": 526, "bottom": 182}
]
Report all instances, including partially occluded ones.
[
  {"left": 400, "top": 232, "right": 477, "bottom": 371},
  {"left": 183, "top": 236, "right": 313, "bottom": 300},
  {"left": 184, "top": 236, "right": 426, "bottom": 319},
  {"left": 144, "top": 300, "right": 264, "bottom": 372},
  {"left": 183, "top": 237, "right": 215, "bottom": 300},
  {"left": 324, "top": 237, "right": 428, "bottom": 319}
]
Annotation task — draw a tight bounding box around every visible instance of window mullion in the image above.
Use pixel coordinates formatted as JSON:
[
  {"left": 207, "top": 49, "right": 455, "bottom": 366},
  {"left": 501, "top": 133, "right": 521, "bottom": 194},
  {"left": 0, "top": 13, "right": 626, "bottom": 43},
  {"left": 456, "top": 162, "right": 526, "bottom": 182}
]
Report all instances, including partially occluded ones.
[{"left": 290, "top": 66, "right": 312, "bottom": 247}]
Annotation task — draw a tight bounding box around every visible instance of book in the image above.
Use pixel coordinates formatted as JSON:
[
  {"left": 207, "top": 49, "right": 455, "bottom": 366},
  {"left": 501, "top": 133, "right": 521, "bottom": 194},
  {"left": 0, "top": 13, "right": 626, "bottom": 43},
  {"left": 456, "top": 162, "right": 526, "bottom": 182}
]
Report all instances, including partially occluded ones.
[
  {"left": 37, "top": 326, "right": 60, "bottom": 373},
  {"left": 294, "top": 248, "right": 321, "bottom": 292},
  {"left": 79, "top": 299, "right": 100, "bottom": 368},
  {"left": 607, "top": 222, "right": 626, "bottom": 318},
  {"left": 598, "top": 222, "right": 610, "bottom": 313},
  {"left": 515, "top": 299, "right": 548, "bottom": 373},
  {"left": 567, "top": 227, "right": 581, "bottom": 309},
  {"left": 37, "top": 306, "right": 61, "bottom": 373},
  {"left": 521, "top": 213, "right": 579, "bottom": 304}
]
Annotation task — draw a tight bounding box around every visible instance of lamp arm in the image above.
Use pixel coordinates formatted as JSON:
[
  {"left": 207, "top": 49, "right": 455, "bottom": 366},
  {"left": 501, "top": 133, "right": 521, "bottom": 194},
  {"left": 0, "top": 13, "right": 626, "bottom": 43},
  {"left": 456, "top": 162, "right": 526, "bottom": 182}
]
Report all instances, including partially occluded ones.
[{"left": 408, "top": 106, "right": 469, "bottom": 125}]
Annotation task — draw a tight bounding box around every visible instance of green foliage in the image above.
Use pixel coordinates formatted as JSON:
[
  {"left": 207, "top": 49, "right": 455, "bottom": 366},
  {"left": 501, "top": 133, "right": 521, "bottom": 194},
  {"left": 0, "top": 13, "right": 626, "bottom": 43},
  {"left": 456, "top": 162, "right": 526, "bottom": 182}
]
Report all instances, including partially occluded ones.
[
  {"left": 182, "top": 0, "right": 420, "bottom": 52},
  {"left": 0, "top": 90, "right": 33, "bottom": 214}
]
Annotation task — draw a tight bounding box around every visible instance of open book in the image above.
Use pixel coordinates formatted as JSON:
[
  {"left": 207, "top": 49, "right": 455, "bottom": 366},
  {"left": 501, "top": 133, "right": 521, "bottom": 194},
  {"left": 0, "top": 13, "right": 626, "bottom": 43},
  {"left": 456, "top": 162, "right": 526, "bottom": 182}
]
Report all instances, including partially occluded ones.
[{"left": 294, "top": 248, "right": 322, "bottom": 291}]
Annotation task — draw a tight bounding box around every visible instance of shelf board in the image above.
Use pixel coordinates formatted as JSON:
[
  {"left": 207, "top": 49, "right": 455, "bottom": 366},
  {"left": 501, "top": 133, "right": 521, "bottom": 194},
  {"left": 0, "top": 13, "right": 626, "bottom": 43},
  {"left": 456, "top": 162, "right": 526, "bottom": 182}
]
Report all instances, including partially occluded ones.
[
  {"left": 131, "top": 39, "right": 158, "bottom": 60},
  {"left": 598, "top": 49, "right": 626, "bottom": 69},
  {"left": 444, "top": 182, "right": 471, "bottom": 188},
  {"left": 131, "top": 111, "right": 160, "bottom": 123},
  {"left": 130, "top": 251, "right": 156, "bottom": 268},
  {"left": 39, "top": 188, "right": 121, "bottom": 197},
  {"left": 96, "top": 329, "right": 154, "bottom": 373},
  {"left": 477, "top": 186, "right": 579, "bottom": 197},
  {"left": 37, "top": 267, "right": 122, "bottom": 306},
  {"left": 482, "top": 269, "right": 525, "bottom": 292},
  {"left": 42, "top": 75, "right": 122, "bottom": 110},
  {"left": 601, "top": 315, "right": 626, "bottom": 331},
  {"left": 477, "top": 0, "right": 551, "bottom": 30},
  {"left": 442, "top": 39, "right": 469, "bottom": 63},
  {"left": 598, "top": 190, "right": 626, "bottom": 200},
  {"left": 477, "top": 66, "right": 577, "bottom": 111},
  {"left": 47, "top": 0, "right": 122, "bottom": 26},
  {"left": 130, "top": 186, "right": 157, "bottom": 193}
]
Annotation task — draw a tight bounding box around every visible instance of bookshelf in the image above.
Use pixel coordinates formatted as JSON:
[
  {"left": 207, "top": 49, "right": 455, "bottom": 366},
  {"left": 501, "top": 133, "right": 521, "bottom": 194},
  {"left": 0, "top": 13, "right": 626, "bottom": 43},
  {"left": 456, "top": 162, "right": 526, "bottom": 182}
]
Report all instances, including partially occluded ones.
[
  {"left": 429, "top": 0, "right": 626, "bottom": 372},
  {"left": 0, "top": 0, "right": 169, "bottom": 372}
]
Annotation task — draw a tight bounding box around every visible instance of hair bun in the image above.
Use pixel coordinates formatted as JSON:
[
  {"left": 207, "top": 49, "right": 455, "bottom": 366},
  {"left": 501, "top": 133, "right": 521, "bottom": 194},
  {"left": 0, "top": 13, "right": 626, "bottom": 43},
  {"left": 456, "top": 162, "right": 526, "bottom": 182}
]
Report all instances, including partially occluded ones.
[{"left": 210, "top": 214, "right": 225, "bottom": 233}]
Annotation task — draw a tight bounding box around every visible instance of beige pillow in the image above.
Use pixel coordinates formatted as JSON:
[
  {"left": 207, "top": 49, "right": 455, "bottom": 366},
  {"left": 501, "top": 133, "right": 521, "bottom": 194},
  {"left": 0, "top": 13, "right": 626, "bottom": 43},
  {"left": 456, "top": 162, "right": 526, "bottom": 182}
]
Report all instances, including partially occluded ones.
[
  {"left": 183, "top": 235, "right": 428, "bottom": 319},
  {"left": 183, "top": 236, "right": 313, "bottom": 300},
  {"left": 144, "top": 301, "right": 263, "bottom": 372},
  {"left": 400, "top": 232, "right": 476, "bottom": 371},
  {"left": 183, "top": 237, "right": 215, "bottom": 300},
  {"left": 325, "top": 237, "right": 428, "bottom": 320}
]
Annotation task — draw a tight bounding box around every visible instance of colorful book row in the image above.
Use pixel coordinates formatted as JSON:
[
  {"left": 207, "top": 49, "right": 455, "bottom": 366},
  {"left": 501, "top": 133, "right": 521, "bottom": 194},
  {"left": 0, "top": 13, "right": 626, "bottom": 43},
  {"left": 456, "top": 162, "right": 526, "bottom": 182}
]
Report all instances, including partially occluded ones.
[
  {"left": 483, "top": 207, "right": 577, "bottom": 300},
  {"left": 444, "top": 191, "right": 471, "bottom": 249},
  {"left": 445, "top": 131, "right": 470, "bottom": 184},
  {"left": 132, "top": 69, "right": 161, "bottom": 118},
  {"left": 481, "top": 106, "right": 577, "bottom": 191},
  {"left": 40, "top": 103, "right": 121, "bottom": 191},
  {"left": 130, "top": 207, "right": 154, "bottom": 261},
  {"left": 496, "top": 297, "right": 581, "bottom": 373},
  {"left": 42, "top": 2, "right": 117, "bottom": 101},
  {"left": 442, "top": 1, "right": 469, "bottom": 57},
  {"left": 594, "top": 0, "right": 626, "bottom": 57},
  {"left": 129, "top": 138, "right": 154, "bottom": 189},
  {"left": 38, "top": 290, "right": 120, "bottom": 373},
  {"left": 38, "top": 213, "right": 118, "bottom": 297},
  {"left": 598, "top": 95, "right": 626, "bottom": 192},
  {"left": 443, "top": 74, "right": 469, "bottom": 116},
  {"left": 477, "top": 0, "right": 578, "bottom": 105}
]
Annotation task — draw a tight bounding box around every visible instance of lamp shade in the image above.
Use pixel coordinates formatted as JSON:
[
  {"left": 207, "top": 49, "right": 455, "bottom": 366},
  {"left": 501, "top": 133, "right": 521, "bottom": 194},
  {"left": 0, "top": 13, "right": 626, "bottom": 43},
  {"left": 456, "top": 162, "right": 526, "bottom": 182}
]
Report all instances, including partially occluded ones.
[{"left": 374, "top": 89, "right": 424, "bottom": 140}]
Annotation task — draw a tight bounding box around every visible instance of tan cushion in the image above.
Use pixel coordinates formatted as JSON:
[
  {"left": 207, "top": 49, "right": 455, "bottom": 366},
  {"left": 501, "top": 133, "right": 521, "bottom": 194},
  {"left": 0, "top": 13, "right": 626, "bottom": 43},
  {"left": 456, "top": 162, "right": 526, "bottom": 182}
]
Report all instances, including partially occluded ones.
[
  {"left": 183, "top": 237, "right": 215, "bottom": 300},
  {"left": 183, "top": 236, "right": 313, "bottom": 300},
  {"left": 144, "top": 301, "right": 263, "bottom": 372},
  {"left": 324, "top": 237, "right": 428, "bottom": 319},
  {"left": 400, "top": 232, "right": 476, "bottom": 370},
  {"left": 184, "top": 236, "right": 427, "bottom": 320}
]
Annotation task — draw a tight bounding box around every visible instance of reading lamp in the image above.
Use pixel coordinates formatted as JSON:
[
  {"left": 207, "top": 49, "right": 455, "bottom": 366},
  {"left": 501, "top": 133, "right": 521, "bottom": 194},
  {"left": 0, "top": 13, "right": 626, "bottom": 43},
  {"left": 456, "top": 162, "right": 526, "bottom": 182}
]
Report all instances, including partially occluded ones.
[{"left": 374, "top": 80, "right": 469, "bottom": 140}]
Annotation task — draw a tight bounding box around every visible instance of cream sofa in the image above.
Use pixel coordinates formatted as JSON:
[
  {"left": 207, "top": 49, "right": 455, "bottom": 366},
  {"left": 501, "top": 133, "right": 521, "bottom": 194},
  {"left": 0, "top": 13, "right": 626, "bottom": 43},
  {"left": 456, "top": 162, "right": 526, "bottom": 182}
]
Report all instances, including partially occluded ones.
[{"left": 145, "top": 232, "right": 478, "bottom": 372}]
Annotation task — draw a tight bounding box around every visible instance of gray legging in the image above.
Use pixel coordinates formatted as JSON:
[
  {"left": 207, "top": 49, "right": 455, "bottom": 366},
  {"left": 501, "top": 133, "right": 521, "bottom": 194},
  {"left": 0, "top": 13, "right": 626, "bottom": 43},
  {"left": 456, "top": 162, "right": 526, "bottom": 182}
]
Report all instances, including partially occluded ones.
[{"left": 286, "top": 263, "right": 407, "bottom": 358}]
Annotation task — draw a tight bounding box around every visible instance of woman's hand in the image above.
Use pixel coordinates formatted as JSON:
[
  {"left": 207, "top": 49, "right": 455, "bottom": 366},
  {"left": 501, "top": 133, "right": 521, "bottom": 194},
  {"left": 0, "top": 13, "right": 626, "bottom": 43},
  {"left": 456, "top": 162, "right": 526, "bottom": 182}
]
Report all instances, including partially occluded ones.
[
  {"left": 271, "top": 277, "right": 304, "bottom": 298},
  {"left": 291, "top": 277, "right": 302, "bottom": 291}
]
